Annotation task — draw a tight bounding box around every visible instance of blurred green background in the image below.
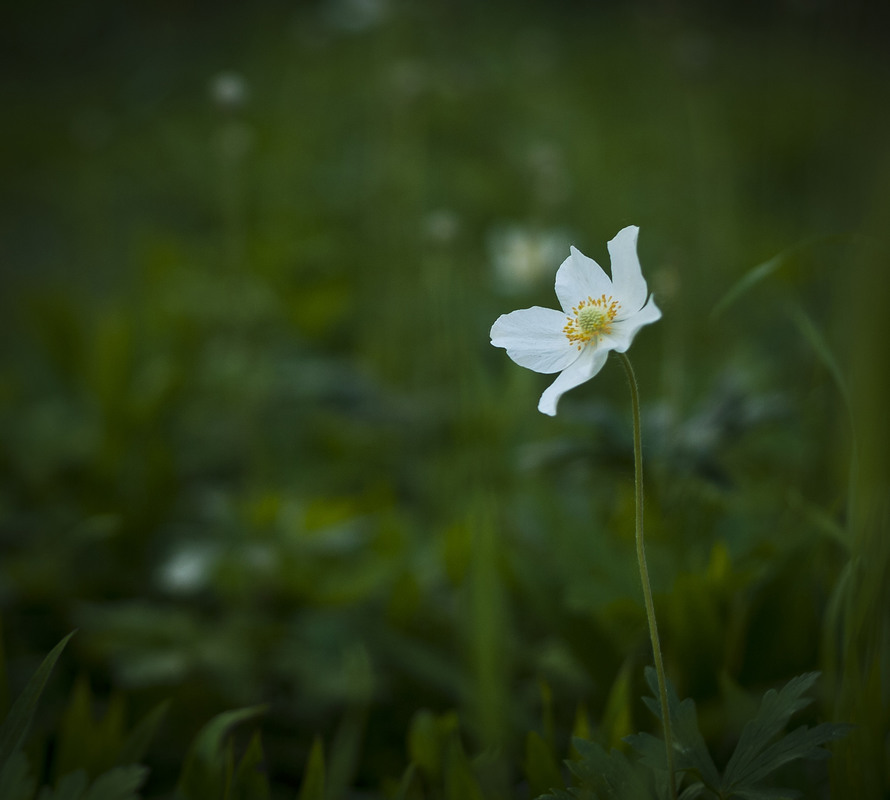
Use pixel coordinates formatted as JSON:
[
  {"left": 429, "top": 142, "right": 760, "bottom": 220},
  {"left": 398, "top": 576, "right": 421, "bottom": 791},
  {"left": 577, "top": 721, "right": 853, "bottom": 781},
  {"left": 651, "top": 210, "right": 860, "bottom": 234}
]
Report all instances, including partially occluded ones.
[{"left": 1, "top": 0, "right": 888, "bottom": 796}]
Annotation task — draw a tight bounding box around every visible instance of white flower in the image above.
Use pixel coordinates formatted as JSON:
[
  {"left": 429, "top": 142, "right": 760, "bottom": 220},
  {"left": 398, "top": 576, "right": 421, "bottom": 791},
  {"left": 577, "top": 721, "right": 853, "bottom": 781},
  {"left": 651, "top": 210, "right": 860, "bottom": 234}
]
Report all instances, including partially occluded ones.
[
  {"left": 490, "top": 225, "right": 661, "bottom": 416},
  {"left": 487, "top": 224, "right": 571, "bottom": 293}
]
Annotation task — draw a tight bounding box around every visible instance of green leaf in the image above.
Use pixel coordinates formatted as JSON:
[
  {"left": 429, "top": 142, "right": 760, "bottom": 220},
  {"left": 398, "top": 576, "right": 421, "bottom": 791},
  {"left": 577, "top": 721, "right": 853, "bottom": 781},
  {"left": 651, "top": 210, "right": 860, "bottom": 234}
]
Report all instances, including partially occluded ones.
[
  {"left": 326, "top": 708, "right": 365, "bottom": 800},
  {"left": 678, "top": 782, "right": 708, "bottom": 800},
  {"left": 0, "top": 751, "right": 36, "bottom": 800},
  {"left": 0, "top": 618, "right": 9, "bottom": 721},
  {"left": 535, "top": 789, "right": 581, "bottom": 800},
  {"left": 732, "top": 723, "right": 852, "bottom": 788},
  {"left": 730, "top": 788, "right": 801, "bottom": 800},
  {"left": 81, "top": 765, "right": 148, "bottom": 800},
  {"left": 175, "top": 705, "right": 266, "bottom": 800},
  {"left": 54, "top": 676, "right": 125, "bottom": 780},
  {"left": 788, "top": 304, "right": 852, "bottom": 417},
  {"left": 722, "top": 673, "right": 819, "bottom": 786},
  {"left": 442, "top": 732, "right": 485, "bottom": 800},
  {"left": 222, "top": 738, "right": 235, "bottom": 800},
  {"left": 567, "top": 737, "right": 652, "bottom": 800},
  {"left": 624, "top": 731, "right": 666, "bottom": 769},
  {"left": 638, "top": 667, "right": 720, "bottom": 788},
  {"left": 115, "top": 700, "right": 170, "bottom": 767},
  {"left": 230, "top": 731, "right": 270, "bottom": 800},
  {"left": 710, "top": 234, "right": 851, "bottom": 319},
  {"left": 408, "top": 710, "right": 459, "bottom": 781},
  {"left": 54, "top": 679, "right": 95, "bottom": 779},
  {"left": 38, "top": 769, "right": 88, "bottom": 800},
  {"left": 711, "top": 250, "right": 788, "bottom": 319},
  {"left": 538, "top": 681, "right": 555, "bottom": 749},
  {"left": 721, "top": 674, "right": 852, "bottom": 797},
  {"left": 297, "top": 737, "right": 325, "bottom": 800},
  {"left": 325, "top": 647, "right": 370, "bottom": 800},
  {"left": 38, "top": 765, "right": 147, "bottom": 800},
  {"left": 788, "top": 302, "right": 859, "bottom": 528},
  {"left": 571, "top": 704, "right": 591, "bottom": 745},
  {"left": 599, "top": 661, "right": 634, "bottom": 749},
  {"left": 0, "top": 631, "right": 76, "bottom": 767},
  {"left": 524, "top": 731, "right": 564, "bottom": 799},
  {"left": 393, "top": 763, "right": 423, "bottom": 800},
  {"left": 633, "top": 670, "right": 851, "bottom": 798},
  {"left": 408, "top": 710, "right": 440, "bottom": 777}
]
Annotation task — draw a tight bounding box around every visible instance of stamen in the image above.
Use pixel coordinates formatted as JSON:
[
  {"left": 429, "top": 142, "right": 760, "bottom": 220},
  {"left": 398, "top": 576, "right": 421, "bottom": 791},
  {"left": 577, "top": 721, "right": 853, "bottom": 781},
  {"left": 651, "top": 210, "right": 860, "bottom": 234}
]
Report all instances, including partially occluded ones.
[{"left": 563, "top": 294, "right": 620, "bottom": 349}]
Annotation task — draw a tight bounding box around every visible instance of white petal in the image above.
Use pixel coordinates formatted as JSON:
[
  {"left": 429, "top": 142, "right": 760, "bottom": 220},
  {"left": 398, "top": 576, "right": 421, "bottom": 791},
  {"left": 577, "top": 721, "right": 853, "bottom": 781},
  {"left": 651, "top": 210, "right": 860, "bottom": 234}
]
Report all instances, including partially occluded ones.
[
  {"left": 604, "top": 295, "right": 662, "bottom": 353},
  {"left": 537, "top": 345, "right": 610, "bottom": 416},
  {"left": 555, "top": 246, "right": 613, "bottom": 314},
  {"left": 607, "top": 226, "right": 648, "bottom": 312},
  {"left": 490, "top": 306, "right": 580, "bottom": 374}
]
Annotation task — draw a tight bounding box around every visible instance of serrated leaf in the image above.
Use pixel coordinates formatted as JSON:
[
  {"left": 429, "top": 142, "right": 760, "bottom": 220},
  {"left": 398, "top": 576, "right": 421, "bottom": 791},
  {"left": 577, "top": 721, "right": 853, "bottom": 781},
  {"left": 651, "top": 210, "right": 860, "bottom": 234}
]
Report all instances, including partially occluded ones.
[
  {"left": 524, "top": 731, "right": 564, "bottom": 799},
  {"left": 0, "top": 631, "right": 76, "bottom": 767},
  {"left": 115, "top": 700, "right": 170, "bottom": 767},
  {"left": 722, "top": 673, "right": 819, "bottom": 786},
  {"left": 175, "top": 704, "right": 266, "bottom": 800},
  {"left": 624, "top": 732, "right": 666, "bottom": 770},
  {"left": 0, "top": 750, "right": 36, "bottom": 800},
  {"left": 731, "top": 722, "right": 852, "bottom": 789},
  {"left": 641, "top": 667, "right": 720, "bottom": 787},
  {"left": 567, "top": 738, "right": 651, "bottom": 800},
  {"left": 230, "top": 731, "right": 269, "bottom": 800},
  {"left": 297, "top": 736, "right": 325, "bottom": 800}
]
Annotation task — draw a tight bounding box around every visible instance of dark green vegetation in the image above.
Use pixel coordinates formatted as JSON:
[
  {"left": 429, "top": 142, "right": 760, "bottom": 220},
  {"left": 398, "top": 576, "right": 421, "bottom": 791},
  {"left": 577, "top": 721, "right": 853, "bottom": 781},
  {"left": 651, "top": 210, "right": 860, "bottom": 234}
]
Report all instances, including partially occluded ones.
[{"left": 1, "top": 1, "right": 888, "bottom": 797}]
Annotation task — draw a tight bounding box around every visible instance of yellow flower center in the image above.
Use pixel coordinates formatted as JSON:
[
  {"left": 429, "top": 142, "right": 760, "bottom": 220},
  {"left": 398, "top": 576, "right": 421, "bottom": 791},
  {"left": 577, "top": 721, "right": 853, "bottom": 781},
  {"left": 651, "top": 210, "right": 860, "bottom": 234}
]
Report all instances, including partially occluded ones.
[{"left": 564, "top": 294, "right": 620, "bottom": 349}]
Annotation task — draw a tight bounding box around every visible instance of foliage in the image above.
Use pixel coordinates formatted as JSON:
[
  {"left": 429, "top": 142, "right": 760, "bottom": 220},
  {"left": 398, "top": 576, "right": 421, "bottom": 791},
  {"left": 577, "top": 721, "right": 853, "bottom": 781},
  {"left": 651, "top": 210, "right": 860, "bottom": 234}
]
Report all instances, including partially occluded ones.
[
  {"left": 0, "top": 634, "right": 854, "bottom": 799},
  {"left": 541, "top": 669, "right": 850, "bottom": 800},
  {"left": 0, "top": 634, "right": 148, "bottom": 800}
]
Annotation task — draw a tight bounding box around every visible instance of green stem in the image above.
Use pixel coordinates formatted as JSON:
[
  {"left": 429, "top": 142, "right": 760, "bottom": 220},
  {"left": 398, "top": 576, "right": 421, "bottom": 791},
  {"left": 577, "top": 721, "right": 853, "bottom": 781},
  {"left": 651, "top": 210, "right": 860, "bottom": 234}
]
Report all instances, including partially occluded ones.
[{"left": 617, "top": 351, "right": 676, "bottom": 799}]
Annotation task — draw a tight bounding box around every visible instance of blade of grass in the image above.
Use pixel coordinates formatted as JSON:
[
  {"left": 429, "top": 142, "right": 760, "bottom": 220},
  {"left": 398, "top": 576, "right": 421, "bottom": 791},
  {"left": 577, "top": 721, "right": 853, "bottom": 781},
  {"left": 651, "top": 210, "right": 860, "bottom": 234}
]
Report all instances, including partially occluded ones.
[{"left": 0, "top": 631, "right": 76, "bottom": 766}]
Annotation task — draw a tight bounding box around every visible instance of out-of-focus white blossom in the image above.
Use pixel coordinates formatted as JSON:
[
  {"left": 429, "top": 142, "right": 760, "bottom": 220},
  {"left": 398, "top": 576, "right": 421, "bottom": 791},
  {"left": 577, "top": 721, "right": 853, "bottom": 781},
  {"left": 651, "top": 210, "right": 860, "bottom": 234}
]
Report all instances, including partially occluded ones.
[
  {"left": 488, "top": 224, "right": 571, "bottom": 293},
  {"left": 210, "top": 71, "right": 250, "bottom": 111}
]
